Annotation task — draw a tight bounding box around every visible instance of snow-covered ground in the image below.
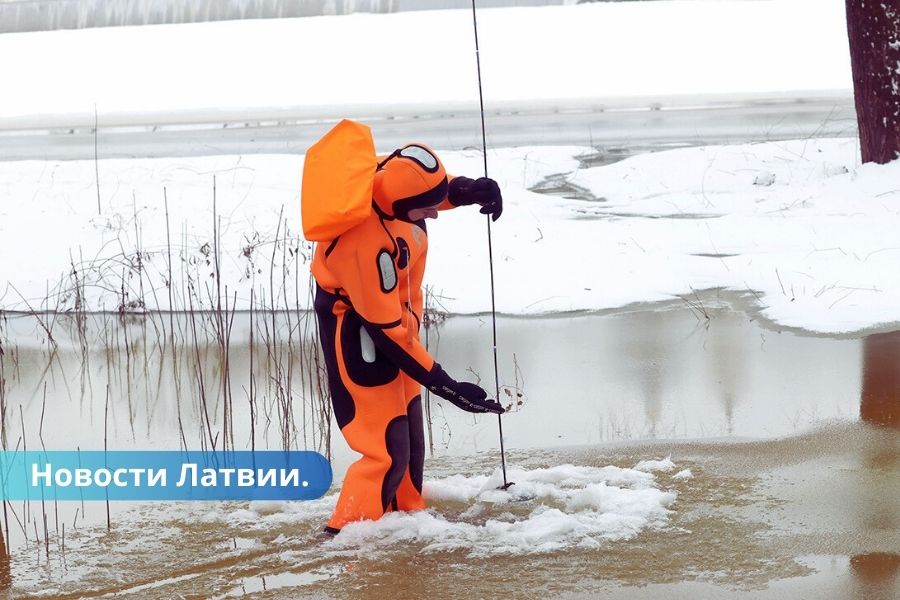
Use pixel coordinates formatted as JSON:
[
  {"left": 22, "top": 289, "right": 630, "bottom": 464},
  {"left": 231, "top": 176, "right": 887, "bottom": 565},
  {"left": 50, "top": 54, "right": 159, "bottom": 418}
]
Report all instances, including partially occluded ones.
[
  {"left": 0, "top": 0, "right": 851, "bottom": 128},
  {"left": 2, "top": 138, "right": 899, "bottom": 335},
  {"left": 1, "top": 0, "right": 894, "bottom": 336}
]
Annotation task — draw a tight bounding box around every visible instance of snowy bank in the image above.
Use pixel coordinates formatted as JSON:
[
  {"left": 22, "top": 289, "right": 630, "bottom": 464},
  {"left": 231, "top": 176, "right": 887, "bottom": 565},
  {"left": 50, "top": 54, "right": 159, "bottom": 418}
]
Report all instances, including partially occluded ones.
[
  {"left": 0, "top": 0, "right": 852, "bottom": 128},
  {"left": 2, "top": 138, "right": 899, "bottom": 335}
]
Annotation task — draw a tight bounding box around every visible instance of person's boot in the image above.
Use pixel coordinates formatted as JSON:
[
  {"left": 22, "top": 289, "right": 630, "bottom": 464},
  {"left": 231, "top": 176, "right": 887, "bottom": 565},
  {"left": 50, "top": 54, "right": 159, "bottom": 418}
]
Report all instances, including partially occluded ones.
[{"left": 314, "top": 526, "right": 340, "bottom": 543}]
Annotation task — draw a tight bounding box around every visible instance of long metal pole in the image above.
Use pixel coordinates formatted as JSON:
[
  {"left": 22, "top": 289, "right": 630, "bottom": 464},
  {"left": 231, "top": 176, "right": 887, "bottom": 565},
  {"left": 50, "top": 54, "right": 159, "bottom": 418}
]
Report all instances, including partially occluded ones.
[{"left": 470, "top": 0, "right": 510, "bottom": 489}]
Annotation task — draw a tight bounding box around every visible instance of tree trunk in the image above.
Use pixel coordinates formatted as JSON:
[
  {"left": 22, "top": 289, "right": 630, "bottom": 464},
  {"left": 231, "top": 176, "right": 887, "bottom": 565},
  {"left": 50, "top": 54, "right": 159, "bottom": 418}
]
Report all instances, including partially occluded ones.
[{"left": 845, "top": 1, "right": 900, "bottom": 164}]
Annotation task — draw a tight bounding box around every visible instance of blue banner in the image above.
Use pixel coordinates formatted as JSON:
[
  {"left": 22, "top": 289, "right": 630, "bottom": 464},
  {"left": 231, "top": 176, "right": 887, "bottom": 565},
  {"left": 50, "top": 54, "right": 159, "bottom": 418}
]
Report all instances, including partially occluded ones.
[{"left": 0, "top": 451, "right": 332, "bottom": 501}]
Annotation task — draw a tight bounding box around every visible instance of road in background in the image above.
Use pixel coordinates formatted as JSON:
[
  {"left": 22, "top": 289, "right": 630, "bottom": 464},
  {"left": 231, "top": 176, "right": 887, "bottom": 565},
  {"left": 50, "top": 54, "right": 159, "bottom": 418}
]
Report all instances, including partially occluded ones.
[{"left": 0, "top": 95, "right": 858, "bottom": 161}]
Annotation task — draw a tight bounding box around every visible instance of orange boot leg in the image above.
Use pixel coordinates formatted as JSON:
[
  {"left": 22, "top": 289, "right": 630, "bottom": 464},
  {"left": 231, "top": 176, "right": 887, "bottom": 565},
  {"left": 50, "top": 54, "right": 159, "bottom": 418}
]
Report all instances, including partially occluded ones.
[{"left": 327, "top": 382, "right": 412, "bottom": 530}]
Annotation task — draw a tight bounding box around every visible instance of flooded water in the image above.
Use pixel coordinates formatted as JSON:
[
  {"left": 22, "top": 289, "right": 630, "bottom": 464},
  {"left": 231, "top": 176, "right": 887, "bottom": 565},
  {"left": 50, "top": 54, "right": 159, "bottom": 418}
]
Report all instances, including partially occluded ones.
[{"left": 0, "top": 297, "right": 896, "bottom": 598}]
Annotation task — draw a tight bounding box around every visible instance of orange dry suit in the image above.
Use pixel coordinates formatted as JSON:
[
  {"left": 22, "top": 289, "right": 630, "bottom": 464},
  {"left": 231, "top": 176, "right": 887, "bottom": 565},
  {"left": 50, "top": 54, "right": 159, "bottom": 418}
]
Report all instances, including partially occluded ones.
[{"left": 311, "top": 143, "right": 498, "bottom": 533}]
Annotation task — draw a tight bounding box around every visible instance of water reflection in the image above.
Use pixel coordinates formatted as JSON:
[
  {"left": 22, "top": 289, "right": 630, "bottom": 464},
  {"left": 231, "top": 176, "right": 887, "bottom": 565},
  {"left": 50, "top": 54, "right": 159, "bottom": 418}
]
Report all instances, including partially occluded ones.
[
  {"left": 0, "top": 529, "right": 8, "bottom": 592},
  {"left": 860, "top": 331, "right": 900, "bottom": 430},
  {"left": 850, "top": 553, "right": 900, "bottom": 600},
  {"left": 436, "top": 308, "right": 862, "bottom": 449},
  {"left": 0, "top": 306, "right": 875, "bottom": 461},
  {"left": 851, "top": 330, "right": 900, "bottom": 600},
  {"left": 0, "top": 309, "right": 896, "bottom": 580},
  {"left": 0, "top": 309, "right": 897, "bottom": 597}
]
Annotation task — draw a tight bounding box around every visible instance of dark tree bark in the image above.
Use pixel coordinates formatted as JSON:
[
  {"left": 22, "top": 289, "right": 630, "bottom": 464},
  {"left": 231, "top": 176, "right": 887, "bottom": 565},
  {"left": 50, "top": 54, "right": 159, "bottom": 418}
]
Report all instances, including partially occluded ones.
[{"left": 845, "top": 1, "right": 900, "bottom": 164}]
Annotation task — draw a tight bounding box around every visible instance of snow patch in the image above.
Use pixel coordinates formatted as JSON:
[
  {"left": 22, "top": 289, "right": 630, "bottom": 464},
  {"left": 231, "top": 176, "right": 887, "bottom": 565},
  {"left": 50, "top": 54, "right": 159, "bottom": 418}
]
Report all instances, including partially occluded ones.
[
  {"left": 329, "top": 464, "right": 677, "bottom": 555},
  {"left": 4, "top": 139, "right": 900, "bottom": 335},
  {"left": 634, "top": 457, "right": 676, "bottom": 473},
  {"left": 672, "top": 469, "right": 694, "bottom": 481}
]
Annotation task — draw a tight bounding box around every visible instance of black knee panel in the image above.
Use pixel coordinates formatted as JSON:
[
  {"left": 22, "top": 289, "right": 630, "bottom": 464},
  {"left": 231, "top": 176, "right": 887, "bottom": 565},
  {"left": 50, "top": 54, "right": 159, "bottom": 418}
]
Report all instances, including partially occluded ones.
[{"left": 382, "top": 415, "right": 411, "bottom": 510}]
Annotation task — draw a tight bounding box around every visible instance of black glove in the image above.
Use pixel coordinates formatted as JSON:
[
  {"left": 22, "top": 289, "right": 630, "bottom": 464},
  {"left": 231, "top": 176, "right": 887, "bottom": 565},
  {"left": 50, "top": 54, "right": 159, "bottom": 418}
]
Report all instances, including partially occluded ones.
[
  {"left": 426, "top": 364, "right": 505, "bottom": 414},
  {"left": 448, "top": 176, "right": 503, "bottom": 221}
]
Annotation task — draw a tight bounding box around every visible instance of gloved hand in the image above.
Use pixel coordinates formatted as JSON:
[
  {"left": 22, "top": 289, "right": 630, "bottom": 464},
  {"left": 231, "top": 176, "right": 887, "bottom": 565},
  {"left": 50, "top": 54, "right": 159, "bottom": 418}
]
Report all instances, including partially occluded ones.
[
  {"left": 448, "top": 176, "right": 503, "bottom": 221},
  {"left": 427, "top": 364, "right": 505, "bottom": 414}
]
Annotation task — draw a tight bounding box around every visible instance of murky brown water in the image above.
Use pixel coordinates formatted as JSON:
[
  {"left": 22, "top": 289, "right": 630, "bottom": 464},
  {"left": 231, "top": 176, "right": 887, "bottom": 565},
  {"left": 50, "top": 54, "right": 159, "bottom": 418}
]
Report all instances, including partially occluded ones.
[{"left": 0, "top": 299, "right": 896, "bottom": 598}]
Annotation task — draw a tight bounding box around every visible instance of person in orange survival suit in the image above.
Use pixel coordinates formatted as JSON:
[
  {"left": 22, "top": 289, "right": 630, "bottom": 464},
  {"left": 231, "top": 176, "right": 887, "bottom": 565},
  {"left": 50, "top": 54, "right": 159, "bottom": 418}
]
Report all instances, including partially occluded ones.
[{"left": 311, "top": 143, "right": 504, "bottom": 535}]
